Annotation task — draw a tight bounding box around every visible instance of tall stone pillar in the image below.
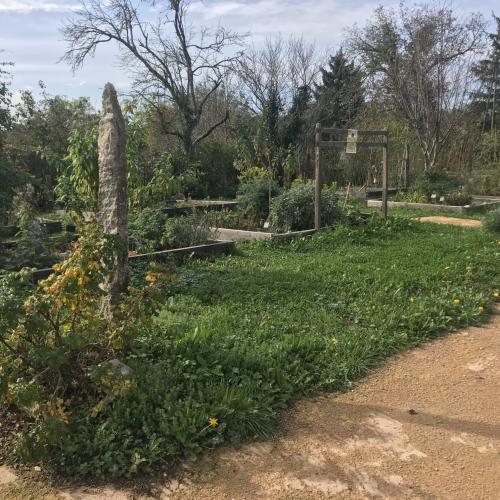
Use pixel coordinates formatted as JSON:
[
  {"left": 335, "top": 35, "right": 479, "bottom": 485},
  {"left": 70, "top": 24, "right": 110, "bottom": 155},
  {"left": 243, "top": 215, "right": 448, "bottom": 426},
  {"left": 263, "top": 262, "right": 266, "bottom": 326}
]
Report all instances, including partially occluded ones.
[{"left": 98, "top": 83, "right": 128, "bottom": 314}]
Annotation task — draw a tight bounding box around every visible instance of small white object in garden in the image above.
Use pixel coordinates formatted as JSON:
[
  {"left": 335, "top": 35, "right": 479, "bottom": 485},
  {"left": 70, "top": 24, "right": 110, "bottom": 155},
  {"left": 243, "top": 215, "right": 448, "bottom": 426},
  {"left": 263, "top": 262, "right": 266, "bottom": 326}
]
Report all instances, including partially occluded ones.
[
  {"left": 440, "top": 196, "right": 445, "bottom": 203},
  {"left": 431, "top": 193, "right": 437, "bottom": 200},
  {"left": 263, "top": 221, "right": 270, "bottom": 229}
]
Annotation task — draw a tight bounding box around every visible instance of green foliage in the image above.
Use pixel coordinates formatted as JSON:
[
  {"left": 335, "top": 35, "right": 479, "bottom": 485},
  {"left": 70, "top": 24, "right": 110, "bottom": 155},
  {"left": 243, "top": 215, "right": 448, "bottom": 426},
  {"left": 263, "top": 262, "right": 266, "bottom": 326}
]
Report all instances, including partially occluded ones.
[
  {"left": 443, "top": 191, "right": 473, "bottom": 206},
  {"left": 236, "top": 177, "right": 281, "bottom": 225},
  {"left": 413, "top": 169, "right": 461, "bottom": 198},
  {"left": 128, "top": 208, "right": 168, "bottom": 253},
  {"left": 0, "top": 224, "right": 174, "bottom": 470},
  {"left": 129, "top": 154, "right": 183, "bottom": 210},
  {"left": 314, "top": 49, "right": 364, "bottom": 127},
  {"left": 482, "top": 208, "right": 500, "bottom": 233},
  {"left": 194, "top": 135, "right": 238, "bottom": 198},
  {"left": 0, "top": 185, "right": 58, "bottom": 272},
  {"left": 55, "top": 119, "right": 99, "bottom": 212},
  {"left": 269, "top": 181, "right": 341, "bottom": 232},
  {"left": 162, "top": 214, "right": 213, "bottom": 249},
  {"left": 203, "top": 208, "right": 244, "bottom": 230},
  {"left": 2, "top": 218, "right": 499, "bottom": 477},
  {"left": 392, "top": 190, "right": 428, "bottom": 203},
  {"left": 129, "top": 209, "right": 214, "bottom": 252}
]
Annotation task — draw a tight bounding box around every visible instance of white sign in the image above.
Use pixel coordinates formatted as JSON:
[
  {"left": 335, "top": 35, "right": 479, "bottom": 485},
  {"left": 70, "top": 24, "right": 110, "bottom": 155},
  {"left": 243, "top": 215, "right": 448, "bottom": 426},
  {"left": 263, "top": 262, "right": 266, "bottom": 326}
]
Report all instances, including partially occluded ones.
[{"left": 346, "top": 129, "right": 358, "bottom": 154}]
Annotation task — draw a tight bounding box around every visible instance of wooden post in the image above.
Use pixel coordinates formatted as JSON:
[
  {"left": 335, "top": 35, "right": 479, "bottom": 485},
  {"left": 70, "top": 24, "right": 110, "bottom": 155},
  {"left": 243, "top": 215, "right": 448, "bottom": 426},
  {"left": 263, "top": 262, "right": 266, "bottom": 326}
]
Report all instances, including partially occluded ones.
[
  {"left": 382, "top": 129, "right": 389, "bottom": 218},
  {"left": 403, "top": 143, "right": 410, "bottom": 190},
  {"left": 314, "top": 123, "right": 321, "bottom": 230}
]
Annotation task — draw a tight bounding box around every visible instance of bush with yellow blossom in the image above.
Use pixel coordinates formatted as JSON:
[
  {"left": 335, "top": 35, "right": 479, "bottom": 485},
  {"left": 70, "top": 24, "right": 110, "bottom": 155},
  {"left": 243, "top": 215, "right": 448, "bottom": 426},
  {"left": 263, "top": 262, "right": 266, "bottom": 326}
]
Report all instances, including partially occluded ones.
[{"left": 0, "top": 223, "right": 174, "bottom": 465}]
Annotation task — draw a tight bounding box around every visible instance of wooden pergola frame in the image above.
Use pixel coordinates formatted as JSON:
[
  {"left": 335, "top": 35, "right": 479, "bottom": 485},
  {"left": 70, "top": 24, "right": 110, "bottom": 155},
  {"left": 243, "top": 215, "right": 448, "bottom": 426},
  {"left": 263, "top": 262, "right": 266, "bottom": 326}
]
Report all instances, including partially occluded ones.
[{"left": 314, "top": 124, "right": 389, "bottom": 229}]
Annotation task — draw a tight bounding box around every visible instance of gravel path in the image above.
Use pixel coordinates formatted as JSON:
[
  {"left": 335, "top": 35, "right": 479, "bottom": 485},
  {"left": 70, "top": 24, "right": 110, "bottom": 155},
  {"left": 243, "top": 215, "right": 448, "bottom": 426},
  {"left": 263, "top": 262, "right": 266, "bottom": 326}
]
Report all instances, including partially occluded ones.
[
  {"left": 418, "top": 216, "right": 482, "bottom": 228},
  {"left": 1, "top": 310, "right": 499, "bottom": 499}
]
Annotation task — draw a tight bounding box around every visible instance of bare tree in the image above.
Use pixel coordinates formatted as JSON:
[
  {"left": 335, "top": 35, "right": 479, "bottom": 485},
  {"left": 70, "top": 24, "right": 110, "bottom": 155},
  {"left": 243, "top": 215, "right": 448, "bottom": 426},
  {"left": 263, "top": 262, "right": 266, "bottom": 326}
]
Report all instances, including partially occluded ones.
[
  {"left": 288, "top": 36, "right": 321, "bottom": 96},
  {"left": 349, "top": 3, "right": 485, "bottom": 170},
  {"left": 62, "top": 0, "right": 245, "bottom": 154},
  {"left": 237, "top": 36, "right": 320, "bottom": 113},
  {"left": 237, "top": 36, "right": 289, "bottom": 114}
]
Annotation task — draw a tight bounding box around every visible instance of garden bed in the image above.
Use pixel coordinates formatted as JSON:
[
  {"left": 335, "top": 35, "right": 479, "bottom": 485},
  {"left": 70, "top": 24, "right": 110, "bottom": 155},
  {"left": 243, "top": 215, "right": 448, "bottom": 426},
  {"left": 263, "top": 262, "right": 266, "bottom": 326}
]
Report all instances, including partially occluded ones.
[
  {"left": 0, "top": 219, "right": 75, "bottom": 238},
  {"left": 161, "top": 200, "right": 237, "bottom": 216},
  {"left": 28, "top": 240, "right": 234, "bottom": 282},
  {"left": 367, "top": 197, "right": 500, "bottom": 213},
  {"left": 213, "top": 227, "right": 317, "bottom": 241}
]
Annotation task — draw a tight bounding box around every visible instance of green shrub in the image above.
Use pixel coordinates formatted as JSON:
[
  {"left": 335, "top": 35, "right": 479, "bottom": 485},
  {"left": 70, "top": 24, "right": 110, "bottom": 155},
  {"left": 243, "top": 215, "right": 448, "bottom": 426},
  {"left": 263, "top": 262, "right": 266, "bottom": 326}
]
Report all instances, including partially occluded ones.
[
  {"left": 413, "top": 169, "right": 461, "bottom": 198},
  {"left": 483, "top": 208, "right": 500, "bottom": 234},
  {"left": 162, "top": 213, "right": 214, "bottom": 249},
  {"left": 443, "top": 191, "right": 473, "bottom": 206},
  {"left": 392, "top": 190, "right": 428, "bottom": 203},
  {"left": 269, "top": 181, "right": 341, "bottom": 232},
  {"left": 0, "top": 225, "right": 174, "bottom": 472},
  {"left": 129, "top": 208, "right": 168, "bottom": 253},
  {"left": 236, "top": 178, "right": 281, "bottom": 225},
  {"left": 202, "top": 208, "right": 242, "bottom": 230}
]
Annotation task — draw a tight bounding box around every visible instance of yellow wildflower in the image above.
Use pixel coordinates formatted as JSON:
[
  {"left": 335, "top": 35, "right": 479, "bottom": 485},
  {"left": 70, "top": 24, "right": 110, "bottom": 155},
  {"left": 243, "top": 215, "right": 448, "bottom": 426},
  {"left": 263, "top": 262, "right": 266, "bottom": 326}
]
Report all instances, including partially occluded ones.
[
  {"left": 208, "top": 417, "right": 218, "bottom": 428},
  {"left": 145, "top": 272, "right": 157, "bottom": 283},
  {"left": 452, "top": 299, "right": 461, "bottom": 305},
  {"left": 493, "top": 291, "right": 499, "bottom": 299},
  {"left": 478, "top": 306, "right": 485, "bottom": 314},
  {"left": 409, "top": 297, "right": 415, "bottom": 303}
]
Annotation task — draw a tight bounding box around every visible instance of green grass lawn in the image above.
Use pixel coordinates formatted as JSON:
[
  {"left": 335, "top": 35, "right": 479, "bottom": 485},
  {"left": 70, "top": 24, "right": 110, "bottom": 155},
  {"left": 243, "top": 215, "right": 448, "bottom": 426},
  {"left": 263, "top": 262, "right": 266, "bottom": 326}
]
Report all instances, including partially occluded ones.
[{"left": 20, "top": 217, "right": 500, "bottom": 478}]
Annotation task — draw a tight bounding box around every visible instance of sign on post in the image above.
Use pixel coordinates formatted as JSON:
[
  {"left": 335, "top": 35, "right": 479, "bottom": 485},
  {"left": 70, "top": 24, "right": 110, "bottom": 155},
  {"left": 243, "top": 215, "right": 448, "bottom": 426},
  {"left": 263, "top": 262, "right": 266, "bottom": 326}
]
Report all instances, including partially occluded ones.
[{"left": 346, "top": 129, "right": 358, "bottom": 154}]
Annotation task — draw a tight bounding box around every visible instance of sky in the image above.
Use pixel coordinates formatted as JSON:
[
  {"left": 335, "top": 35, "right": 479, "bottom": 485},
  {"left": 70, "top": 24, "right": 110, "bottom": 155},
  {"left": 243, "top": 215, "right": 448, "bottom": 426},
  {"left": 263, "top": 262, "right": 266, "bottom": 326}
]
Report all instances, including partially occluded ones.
[{"left": 0, "top": 0, "right": 498, "bottom": 107}]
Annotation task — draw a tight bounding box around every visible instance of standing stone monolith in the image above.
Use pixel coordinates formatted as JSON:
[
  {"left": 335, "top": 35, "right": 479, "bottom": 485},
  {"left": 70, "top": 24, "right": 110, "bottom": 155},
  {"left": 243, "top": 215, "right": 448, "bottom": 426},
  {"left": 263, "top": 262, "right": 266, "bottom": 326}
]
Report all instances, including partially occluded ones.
[{"left": 98, "top": 83, "right": 128, "bottom": 315}]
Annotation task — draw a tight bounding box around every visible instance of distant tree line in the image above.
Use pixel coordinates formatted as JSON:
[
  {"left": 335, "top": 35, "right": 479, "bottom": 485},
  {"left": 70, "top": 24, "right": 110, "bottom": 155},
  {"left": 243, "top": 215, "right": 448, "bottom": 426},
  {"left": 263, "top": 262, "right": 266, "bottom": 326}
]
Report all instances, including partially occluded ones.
[{"left": 1, "top": 1, "right": 500, "bottom": 223}]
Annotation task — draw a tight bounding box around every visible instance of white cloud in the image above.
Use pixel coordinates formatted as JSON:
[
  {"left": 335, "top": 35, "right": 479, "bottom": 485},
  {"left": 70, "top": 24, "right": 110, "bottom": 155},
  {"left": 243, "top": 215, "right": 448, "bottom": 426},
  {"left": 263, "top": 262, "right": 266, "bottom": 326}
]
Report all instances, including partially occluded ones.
[
  {"left": 0, "top": 0, "right": 78, "bottom": 13},
  {"left": 188, "top": 0, "right": 384, "bottom": 46}
]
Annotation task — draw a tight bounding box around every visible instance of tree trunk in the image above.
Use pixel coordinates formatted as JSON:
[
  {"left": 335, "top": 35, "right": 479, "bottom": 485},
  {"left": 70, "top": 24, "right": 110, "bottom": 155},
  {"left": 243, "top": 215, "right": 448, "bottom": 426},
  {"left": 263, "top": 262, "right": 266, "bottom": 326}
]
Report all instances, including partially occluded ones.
[{"left": 98, "top": 83, "right": 129, "bottom": 317}]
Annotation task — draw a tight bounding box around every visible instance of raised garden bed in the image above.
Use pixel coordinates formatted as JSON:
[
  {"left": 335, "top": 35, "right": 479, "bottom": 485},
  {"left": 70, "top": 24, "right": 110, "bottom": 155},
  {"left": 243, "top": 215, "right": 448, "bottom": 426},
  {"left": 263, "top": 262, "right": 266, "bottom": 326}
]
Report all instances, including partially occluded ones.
[
  {"left": 213, "top": 212, "right": 371, "bottom": 242},
  {"left": 367, "top": 197, "right": 500, "bottom": 213},
  {"left": 0, "top": 220, "right": 76, "bottom": 239},
  {"left": 23, "top": 240, "right": 234, "bottom": 283},
  {"left": 213, "top": 227, "right": 317, "bottom": 241}
]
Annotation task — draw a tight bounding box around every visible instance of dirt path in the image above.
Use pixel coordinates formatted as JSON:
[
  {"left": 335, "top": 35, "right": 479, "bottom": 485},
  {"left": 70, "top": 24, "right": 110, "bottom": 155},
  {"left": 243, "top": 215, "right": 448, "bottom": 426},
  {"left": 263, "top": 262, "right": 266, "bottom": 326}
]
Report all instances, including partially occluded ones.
[
  {"left": 1, "top": 311, "right": 499, "bottom": 500},
  {"left": 418, "top": 216, "right": 482, "bottom": 228}
]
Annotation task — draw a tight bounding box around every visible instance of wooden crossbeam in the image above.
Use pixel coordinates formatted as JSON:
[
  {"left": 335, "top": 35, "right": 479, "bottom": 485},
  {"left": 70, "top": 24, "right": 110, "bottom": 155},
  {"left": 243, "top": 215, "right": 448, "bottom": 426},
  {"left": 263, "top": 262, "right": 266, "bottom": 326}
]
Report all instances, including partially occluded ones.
[
  {"left": 320, "top": 128, "right": 389, "bottom": 136},
  {"left": 314, "top": 123, "right": 389, "bottom": 227},
  {"left": 319, "top": 140, "right": 386, "bottom": 148}
]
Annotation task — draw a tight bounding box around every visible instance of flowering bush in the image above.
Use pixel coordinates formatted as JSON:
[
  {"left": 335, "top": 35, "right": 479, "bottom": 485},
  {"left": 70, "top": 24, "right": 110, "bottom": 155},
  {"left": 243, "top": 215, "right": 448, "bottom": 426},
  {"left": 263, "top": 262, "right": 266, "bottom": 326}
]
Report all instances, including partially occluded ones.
[{"left": 0, "top": 224, "right": 174, "bottom": 465}]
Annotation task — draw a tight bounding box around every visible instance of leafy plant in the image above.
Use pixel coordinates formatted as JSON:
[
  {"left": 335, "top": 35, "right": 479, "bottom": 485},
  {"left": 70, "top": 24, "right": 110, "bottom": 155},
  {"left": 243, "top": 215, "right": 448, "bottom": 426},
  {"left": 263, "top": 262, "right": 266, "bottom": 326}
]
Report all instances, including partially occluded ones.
[
  {"left": 443, "top": 191, "right": 473, "bottom": 206},
  {"left": 236, "top": 177, "right": 281, "bottom": 226},
  {"left": 482, "top": 207, "right": 500, "bottom": 233},
  {"left": 0, "top": 185, "right": 57, "bottom": 272},
  {"left": 0, "top": 223, "right": 174, "bottom": 469},
  {"left": 128, "top": 208, "right": 168, "bottom": 253},
  {"left": 392, "top": 190, "right": 428, "bottom": 203},
  {"left": 413, "top": 169, "right": 461, "bottom": 199},
  {"left": 269, "top": 181, "right": 341, "bottom": 232},
  {"left": 162, "top": 213, "right": 214, "bottom": 249}
]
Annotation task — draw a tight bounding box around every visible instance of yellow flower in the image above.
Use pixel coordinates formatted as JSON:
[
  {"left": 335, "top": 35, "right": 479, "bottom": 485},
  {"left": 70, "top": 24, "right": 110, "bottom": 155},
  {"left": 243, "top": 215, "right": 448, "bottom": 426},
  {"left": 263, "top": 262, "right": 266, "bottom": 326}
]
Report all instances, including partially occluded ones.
[
  {"left": 493, "top": 291, "right": 499, "bottom": 299},
  {"left": 478, "top": 306, "right": 486, "bottom": 314},
  {"left": 208, "top": 417, "right": 218, "bottom": 428},
  {"left": 452, "top": 299, "right": 461, "bottom": 305},
  {"left": 88, "top": 261, "right": 100, "bottom": 270},
  {"left": 145, "top": 272, "right": 157, "bottom": 283},
  {"left": 409, "top": 297, "right": 415, "bottom": 303}
]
